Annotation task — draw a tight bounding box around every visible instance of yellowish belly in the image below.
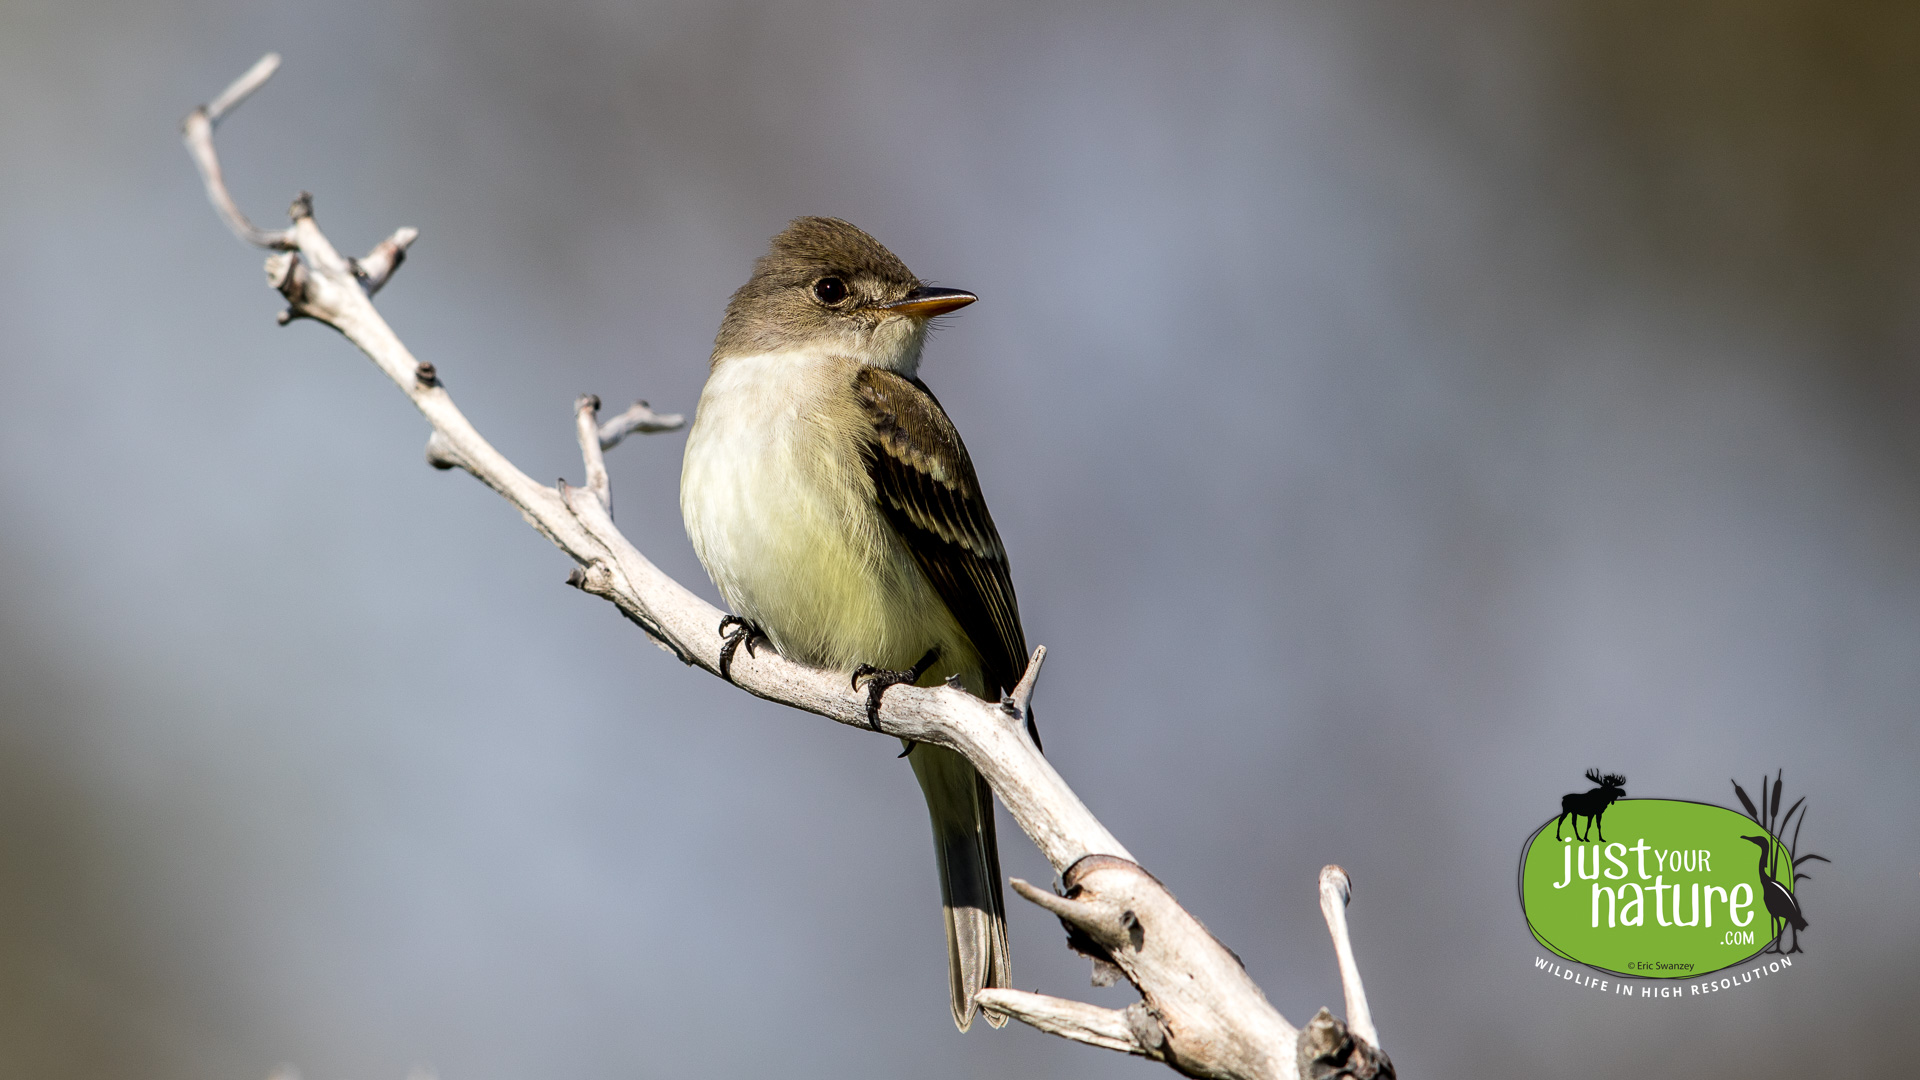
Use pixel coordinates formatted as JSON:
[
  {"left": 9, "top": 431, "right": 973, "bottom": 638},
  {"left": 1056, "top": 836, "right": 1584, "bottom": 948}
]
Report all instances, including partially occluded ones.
[{"left": 680, "top": 351, "right": 979, "bottom": 685}]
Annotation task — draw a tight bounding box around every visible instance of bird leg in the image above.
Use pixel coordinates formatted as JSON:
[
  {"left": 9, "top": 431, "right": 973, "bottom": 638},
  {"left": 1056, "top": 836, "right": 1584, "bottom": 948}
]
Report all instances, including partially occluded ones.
[
  {"left": 851, "top": 646, "right": 940, "bottom": 731},
  {"left": 717, "top": 615, "right": 764, "bottom": 682}
]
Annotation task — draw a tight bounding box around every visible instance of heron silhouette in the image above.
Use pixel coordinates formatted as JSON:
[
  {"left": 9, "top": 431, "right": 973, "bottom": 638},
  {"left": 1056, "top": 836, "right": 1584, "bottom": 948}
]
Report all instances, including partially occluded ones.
[{"left": 1741, "top": 834, "right": 1807, "bottom": 954}]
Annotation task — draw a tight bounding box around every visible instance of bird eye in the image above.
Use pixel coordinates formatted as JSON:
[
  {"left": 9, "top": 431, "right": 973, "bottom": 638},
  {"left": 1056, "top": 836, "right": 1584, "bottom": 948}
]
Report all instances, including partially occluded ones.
[{"left": 812, "top": 276, "right": 849, "bottom": 305}]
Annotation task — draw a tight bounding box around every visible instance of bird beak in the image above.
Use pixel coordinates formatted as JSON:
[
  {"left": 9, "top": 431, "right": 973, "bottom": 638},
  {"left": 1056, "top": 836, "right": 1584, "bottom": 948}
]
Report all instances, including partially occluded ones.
[{"left": 880, "top": 286, "right": 977, "bottom": 318}]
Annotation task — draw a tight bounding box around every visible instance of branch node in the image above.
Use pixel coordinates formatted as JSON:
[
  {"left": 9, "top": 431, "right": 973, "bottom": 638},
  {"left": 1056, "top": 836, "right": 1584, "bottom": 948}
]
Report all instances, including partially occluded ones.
[
  {"left": 264, "top": 251, "right": 296, "bottom": 289},
  {"left": 264, "top": 249, "right": 315, "bottom": 312},
  {"left": 1124, "top": 1001, "right": 1170, "bottom": 1056},
  {"left": 1048, "top": 859, "right": 1151, "bottom": 973},
  {"left": 567, "top": 560, "right": 614, "bottom": 595},
  {"left": 424, "top": 430, "right": 465, "bottom": 471},
  {"left": 353, "top": 226, "right": 419, "bottom": 296},
  {"left": 1297, "top": 1008, "right": 1395, "bottom": 1080},
  {"left": 289, "top": 191, "right": 313, "bottom": 221},
  {"left": 414, "top": 361, "right": 439, "bottom": 388}
]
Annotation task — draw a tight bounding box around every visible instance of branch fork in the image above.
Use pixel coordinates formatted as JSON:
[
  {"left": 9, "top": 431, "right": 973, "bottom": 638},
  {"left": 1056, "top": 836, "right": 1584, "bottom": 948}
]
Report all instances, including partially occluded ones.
[
  {"left": 981, "top": 855, "right": 1295, "bottom": 1076},
  {"left": 184, "top": 55, "right": 1392, "bottom": 1080}
]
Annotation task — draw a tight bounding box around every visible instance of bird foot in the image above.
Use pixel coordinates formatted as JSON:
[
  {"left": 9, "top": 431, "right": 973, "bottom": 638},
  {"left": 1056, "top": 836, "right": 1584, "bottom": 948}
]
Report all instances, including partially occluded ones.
[
  {"left": 851, "top": 647, "right": 940, "bottom": 731},
  {"left": 717, "top": 615, "right": 764, "bottom": 682}
]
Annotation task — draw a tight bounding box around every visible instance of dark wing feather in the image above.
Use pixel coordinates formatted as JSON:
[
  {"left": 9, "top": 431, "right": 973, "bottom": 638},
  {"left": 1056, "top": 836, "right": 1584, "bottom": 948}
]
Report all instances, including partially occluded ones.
[{"left": 854, "top": 368, "right": 1034, "bottom": 734}]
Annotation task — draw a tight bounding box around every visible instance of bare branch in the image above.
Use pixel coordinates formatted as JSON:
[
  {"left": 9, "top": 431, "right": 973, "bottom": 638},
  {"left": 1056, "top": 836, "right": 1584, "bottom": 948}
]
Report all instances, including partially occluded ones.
[
  {"left": 1317, "top": 866, "right": 1377, "bottom": 1051},
  {"left": 599, "top": 399, "right": 685, "bottom": 449},
  {"left": 354, "top": 227, "right": 419, "bottom": 295},
  {"left": 179, "top": 57, "right": 1402, "bottom": 1080},
  {"left": 206, "top": 52, "right": 283, "bottom": 122},
  {"left": 972, "top": 989, "right": 1149, "bottom": 1055},
  {"left": 575, "top": 395, "right": 613, "bottom": 515},
  {"left": 1003, "top": 644, "right": 1045, "bottom": 725},
  {"left": 575, "top": 397, "right": 688, "bottom": 519},
  {"left": 1007, "top": 859, "right": 1296, "bottom": 1078},
  {"left": 181, "top": 53, "right": 294, "bottom": 250}
]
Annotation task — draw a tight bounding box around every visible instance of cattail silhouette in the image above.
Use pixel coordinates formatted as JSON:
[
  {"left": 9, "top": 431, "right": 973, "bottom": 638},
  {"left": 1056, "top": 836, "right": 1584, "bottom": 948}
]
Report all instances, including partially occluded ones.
[{"left": 1731, "top": 770, "right": 1828, "bottom": 955}]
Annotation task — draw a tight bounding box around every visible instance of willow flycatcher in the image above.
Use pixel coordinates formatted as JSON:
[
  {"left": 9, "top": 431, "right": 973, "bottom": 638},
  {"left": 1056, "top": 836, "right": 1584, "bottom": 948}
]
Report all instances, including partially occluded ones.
[{"left": 681, "top": 217, "right": 1034, "bottom": 1030}]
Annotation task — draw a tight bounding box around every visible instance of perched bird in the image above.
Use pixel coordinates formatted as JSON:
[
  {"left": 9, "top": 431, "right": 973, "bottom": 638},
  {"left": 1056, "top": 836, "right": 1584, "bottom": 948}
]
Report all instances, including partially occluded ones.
[{"left": 681, "top": 217, "right": 1033, "bottom": 1030}]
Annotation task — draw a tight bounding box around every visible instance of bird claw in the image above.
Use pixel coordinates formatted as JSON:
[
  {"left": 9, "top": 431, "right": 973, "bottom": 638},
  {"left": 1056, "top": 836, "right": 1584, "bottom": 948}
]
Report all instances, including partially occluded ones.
[
  {"left": 850, "top": 647, "right": 941, "bottom": 731},
  {"left": 717, "top": 615, "right": 763, "bottom": 682}
]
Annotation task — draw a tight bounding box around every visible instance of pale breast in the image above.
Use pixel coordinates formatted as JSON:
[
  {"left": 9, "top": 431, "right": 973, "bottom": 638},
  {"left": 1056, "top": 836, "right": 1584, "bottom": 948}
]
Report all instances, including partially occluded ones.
[{"left": 679, "top": 350, "right": 976, "bottom": 677}]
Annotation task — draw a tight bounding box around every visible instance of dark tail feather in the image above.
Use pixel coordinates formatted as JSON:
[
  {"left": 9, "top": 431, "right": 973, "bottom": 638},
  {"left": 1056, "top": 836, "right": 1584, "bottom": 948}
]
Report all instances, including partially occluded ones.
[{"left": 908, "top": 743, "right": 1011, "bottom": 1030}]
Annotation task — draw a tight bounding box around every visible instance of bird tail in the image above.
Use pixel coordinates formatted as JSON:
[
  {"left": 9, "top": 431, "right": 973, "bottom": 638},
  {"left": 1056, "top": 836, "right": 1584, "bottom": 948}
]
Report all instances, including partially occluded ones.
[{"left": 908, "top": 743, "right": 1011, "bottom": 1031}]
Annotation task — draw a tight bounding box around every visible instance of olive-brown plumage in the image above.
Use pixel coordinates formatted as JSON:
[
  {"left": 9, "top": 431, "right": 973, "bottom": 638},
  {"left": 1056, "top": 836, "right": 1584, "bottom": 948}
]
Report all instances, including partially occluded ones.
[
  {"left": 855, "top": 368, "right": 1033, "bottom": 730},
  {"left": 681, "top": 217, "right": 1027, "bottom": 1029}
]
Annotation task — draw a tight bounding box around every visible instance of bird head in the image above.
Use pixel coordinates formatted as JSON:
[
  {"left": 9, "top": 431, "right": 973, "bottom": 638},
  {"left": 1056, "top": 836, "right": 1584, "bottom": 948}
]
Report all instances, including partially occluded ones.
[{"left": 712, "top": 216, "right": 975, "bottom": 374}]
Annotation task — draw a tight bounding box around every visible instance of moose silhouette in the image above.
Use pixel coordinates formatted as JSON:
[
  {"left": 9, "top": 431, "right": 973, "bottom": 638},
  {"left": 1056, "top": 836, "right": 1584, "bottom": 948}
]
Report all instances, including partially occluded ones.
[{"left": 1554, "top": 769, "right": 1627, "bottom": 843}]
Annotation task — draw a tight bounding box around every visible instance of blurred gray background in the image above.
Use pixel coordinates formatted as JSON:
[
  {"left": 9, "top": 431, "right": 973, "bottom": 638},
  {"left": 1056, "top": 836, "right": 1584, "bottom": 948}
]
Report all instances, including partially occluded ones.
[{"left": 2, "top": 1, "right": 1916, "bottom": 1077}]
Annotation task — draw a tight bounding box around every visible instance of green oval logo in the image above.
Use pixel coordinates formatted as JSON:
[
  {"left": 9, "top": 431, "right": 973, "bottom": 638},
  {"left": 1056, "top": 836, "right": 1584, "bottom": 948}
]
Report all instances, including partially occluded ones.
[{"left": 1519, "top": 799, "right": 1794, "bottom": 978}]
